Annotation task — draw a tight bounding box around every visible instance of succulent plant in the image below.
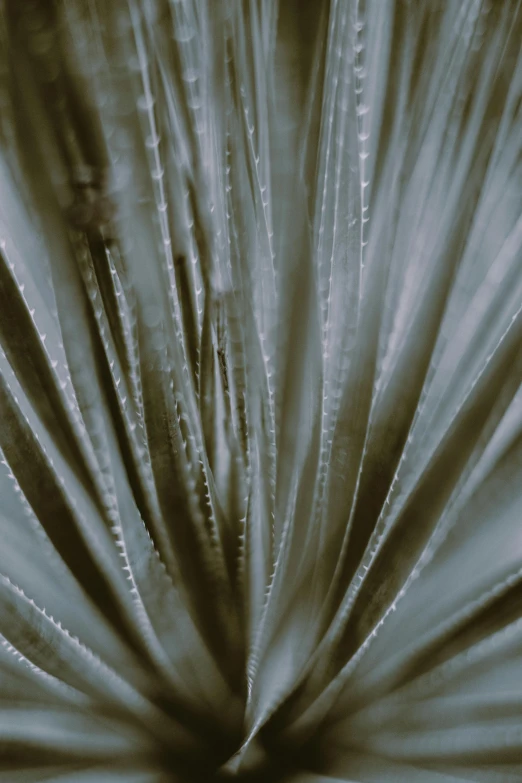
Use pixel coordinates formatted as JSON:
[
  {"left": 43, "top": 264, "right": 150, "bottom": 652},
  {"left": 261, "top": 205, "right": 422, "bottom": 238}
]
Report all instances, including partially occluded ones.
[{"left": 1, "top": 1, "right": 522, "bottom": 780}]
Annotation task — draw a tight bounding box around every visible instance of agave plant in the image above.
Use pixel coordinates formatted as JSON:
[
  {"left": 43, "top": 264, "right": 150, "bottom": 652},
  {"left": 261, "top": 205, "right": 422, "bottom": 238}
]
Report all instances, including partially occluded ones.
[{"left": 1, "top": 0, "right": 522, "bottom": 780}]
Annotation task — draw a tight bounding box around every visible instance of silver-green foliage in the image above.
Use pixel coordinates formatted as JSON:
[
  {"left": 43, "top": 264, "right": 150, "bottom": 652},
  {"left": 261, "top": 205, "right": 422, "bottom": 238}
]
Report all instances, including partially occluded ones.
[{"left": 1, "top": 0, "right": 522, "bottom": 780}]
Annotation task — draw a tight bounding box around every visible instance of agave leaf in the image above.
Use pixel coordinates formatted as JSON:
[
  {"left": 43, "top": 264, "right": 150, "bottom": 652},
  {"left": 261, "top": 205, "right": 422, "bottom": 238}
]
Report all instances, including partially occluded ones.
[
  {"left": 0, "top": 707, "right": 153, "bottom": 763},
  {"left": 5, "top": 769, "right": 168, "bottom": 783}
]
